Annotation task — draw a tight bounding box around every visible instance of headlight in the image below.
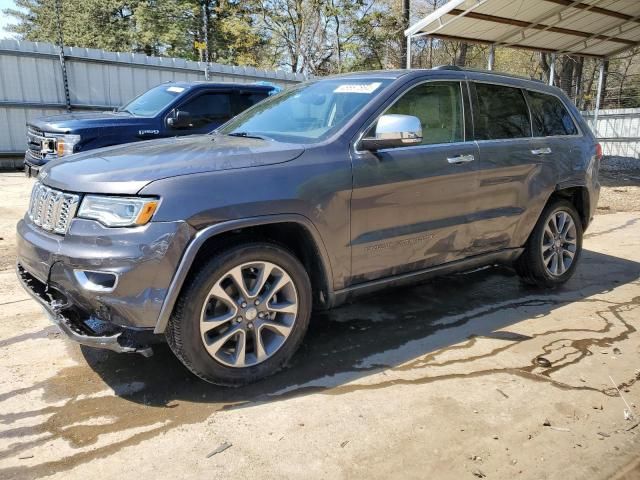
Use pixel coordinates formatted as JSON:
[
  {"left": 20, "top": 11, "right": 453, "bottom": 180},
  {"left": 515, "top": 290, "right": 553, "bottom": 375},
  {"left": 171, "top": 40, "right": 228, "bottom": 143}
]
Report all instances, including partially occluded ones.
[
  {"left": 45, "top": 133, "right": 81, "bottom": 157},
  {"left": 78, "top": 195, "right": 159, "bottom": 227}
]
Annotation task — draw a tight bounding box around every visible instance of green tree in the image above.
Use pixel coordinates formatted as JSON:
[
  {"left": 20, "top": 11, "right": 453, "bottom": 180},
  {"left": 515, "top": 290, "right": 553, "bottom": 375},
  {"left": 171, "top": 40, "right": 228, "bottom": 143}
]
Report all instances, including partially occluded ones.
[
  {"left": 134, "top": 0, "right": 196, "bottom": 57},
  {"left": 5, "top": 0, "right": 136, "bottom": 52},
  {"left": 4, "top": 0, "right": 268, "bottom": 66},
  {"left": 211, "top": 1, "right": 267, "bottom": 67}
]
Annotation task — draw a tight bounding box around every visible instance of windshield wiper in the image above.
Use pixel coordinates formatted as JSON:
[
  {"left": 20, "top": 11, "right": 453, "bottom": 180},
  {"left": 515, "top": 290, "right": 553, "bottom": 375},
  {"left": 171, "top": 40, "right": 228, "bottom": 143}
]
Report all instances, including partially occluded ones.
[{"left": 227, "top": 132, "right": 269, "bottom": 140}]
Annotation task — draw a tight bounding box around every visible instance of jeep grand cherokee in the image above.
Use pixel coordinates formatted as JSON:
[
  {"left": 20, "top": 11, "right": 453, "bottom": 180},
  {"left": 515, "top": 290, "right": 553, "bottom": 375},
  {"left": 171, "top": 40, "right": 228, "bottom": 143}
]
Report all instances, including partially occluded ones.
[{"left": 16, "top": 67, "right": 600, "bottom": 385}]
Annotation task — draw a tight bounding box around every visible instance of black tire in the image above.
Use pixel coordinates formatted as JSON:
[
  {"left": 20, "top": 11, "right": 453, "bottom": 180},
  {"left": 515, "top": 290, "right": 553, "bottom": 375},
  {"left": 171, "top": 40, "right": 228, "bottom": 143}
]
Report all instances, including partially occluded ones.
[
  {"left": 165, "top": 242, "right": 312, "bottom": 386},
  {"left": 515, "top": 199, "right": 583, "bottom": 288}
]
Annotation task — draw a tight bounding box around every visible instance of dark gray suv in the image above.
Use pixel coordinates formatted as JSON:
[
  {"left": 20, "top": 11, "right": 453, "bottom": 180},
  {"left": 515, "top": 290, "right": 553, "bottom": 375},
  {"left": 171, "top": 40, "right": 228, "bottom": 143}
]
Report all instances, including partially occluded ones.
[{"left": 16, "top": 67, "right": 601, "bottom": 385}]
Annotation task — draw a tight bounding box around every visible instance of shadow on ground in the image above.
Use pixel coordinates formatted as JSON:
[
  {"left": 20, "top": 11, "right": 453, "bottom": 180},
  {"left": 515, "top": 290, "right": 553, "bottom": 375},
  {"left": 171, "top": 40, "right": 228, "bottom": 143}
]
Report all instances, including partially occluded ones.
[
  {"left": 1, "top": 249, "right": 639, "bottom": 479},
  {"left": 85, "top": 249, "right": 639, "bottom": 401}
]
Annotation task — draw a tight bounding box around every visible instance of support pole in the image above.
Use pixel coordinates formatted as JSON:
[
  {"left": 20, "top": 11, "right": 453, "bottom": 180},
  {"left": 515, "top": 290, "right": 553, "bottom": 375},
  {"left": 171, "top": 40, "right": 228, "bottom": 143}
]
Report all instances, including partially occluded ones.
[
  {"left": 54, "top": 0, "right": 71, "bottom": 111},
  {"left": 406, "top": 35, "right": 412, "bottom": 69},
  {"left": 548, "top": 53, "right": 556, "bottom": 86},
  {"left": 400, "top": 0, "right": 410, "bottom": 69},
  {"left": 593, "top": 59, "right": 605, "bottom": 134},
  {"left": 488, "top": 44, "right": 495, "bottom": 71},
  {"left": 202, "top": 3, "right": 210, "bottom": 80}
]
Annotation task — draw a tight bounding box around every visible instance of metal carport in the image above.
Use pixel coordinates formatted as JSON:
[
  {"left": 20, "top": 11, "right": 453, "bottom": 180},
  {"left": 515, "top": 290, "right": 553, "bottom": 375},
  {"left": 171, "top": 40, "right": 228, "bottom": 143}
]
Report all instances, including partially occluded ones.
[{"left": 405, "top": 0, "right": 640, "bottom": 125}]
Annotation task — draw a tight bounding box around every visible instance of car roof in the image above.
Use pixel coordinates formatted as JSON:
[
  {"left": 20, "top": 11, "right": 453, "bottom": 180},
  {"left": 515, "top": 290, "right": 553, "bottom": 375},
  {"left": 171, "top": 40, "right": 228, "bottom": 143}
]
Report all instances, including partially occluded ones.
[
  {"left": 164, "top": 81, "right": 275, "bottom": 92},
  {"left": 325, "top": 66, "right": 563, "bottom": 96},
  {"left": 327, "top": 70, "right": 412, "bottom": 80}
]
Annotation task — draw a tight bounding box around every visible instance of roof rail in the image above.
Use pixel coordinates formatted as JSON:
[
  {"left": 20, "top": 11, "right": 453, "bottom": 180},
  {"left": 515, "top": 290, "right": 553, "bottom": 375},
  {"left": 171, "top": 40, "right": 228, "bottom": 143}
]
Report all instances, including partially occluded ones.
[
  {"left": 431, "top": 65, "right": 546, "bottom": 84},
  {"left": 432, "top": 65, "right": 463, "bottom": 71},
  {"left": 462, "top": 67, "right": 546, "bottom": 84}
]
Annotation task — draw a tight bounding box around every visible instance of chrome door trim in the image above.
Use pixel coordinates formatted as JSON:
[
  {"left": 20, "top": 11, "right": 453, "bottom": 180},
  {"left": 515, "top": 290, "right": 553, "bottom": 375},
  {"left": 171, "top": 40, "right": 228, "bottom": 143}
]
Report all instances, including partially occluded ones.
[
  {"left": 531, "top": 147, "right": 553, "bottom": 155},
  {"left": 447, "top": 154, "right": 475, "bottom": 164}
]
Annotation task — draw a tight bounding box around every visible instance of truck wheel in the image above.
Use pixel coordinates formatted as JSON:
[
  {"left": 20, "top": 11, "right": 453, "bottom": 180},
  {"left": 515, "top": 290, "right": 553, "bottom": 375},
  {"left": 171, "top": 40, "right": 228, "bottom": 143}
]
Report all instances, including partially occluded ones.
[
  {"left": 515, "top": 199, "right": 583, "bottom": 288},
  {"left": 166, "top": 242, "right": 312, "bottom": 386}
]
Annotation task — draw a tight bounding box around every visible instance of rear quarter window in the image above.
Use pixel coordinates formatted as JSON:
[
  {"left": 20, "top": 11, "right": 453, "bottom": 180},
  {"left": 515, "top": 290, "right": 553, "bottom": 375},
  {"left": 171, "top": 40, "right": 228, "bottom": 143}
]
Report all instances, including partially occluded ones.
[
  {"left": 474, "top": 83, "right": 531, "bottom": 140},
  {"left": 527, "top": 90, "right": 578, "bottom": 136}
]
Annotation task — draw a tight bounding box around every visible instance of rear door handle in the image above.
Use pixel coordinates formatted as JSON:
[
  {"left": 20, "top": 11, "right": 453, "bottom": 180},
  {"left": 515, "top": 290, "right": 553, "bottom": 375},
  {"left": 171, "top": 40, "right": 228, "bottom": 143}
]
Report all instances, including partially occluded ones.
[
  {"left": 531, "top": 147, "right": 552, "bottom": 155},
  {"left": 447, "top": 154, "right": 475, "bottom": 164}
]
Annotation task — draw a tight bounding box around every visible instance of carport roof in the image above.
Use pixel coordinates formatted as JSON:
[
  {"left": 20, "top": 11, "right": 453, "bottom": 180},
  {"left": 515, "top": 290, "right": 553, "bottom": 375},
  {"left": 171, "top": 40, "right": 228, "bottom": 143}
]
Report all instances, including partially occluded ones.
[{"left": 404, "top": 0, "right": 640, "bottom": 59}]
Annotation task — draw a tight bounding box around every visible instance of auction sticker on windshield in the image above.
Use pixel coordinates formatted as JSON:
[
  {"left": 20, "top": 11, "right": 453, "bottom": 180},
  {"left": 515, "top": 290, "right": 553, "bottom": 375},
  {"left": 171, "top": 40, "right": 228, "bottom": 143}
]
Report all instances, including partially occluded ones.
[
  {"left": 334, "top": 82, "right": 382, "bottom": 94},
  {"left": 167, "top": 86, "right": 185, "bottom": 93}
]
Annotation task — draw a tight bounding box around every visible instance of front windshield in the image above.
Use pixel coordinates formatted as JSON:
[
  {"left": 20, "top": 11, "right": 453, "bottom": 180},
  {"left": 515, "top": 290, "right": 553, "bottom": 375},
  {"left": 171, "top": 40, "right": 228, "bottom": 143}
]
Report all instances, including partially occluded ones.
[
  {"left": 119, "top": 84, "right": 188, "bottom": 117},
  {"left": 219, "top": 78, "right": 392, "bottom": 144}
]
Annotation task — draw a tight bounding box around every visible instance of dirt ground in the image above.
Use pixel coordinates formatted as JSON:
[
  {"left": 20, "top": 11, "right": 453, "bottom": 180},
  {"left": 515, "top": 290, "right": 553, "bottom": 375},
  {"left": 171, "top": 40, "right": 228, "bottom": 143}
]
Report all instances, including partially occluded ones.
[
  {"left": 597, "top": 168, "right": 640, "bottom": 215},
  {"left": 1, "top": 169, "right": 640, "bottom": 480}
]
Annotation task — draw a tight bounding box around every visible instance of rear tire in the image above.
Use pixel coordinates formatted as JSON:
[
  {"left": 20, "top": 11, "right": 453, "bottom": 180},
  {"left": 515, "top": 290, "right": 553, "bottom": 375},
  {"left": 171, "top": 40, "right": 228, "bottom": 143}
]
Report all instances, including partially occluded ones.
[
  {"left": 166, "top": 242, "right": 312, "bottom": 386},
  {"left": 515, "top": 199, "right": 583, "bottom": 288}
]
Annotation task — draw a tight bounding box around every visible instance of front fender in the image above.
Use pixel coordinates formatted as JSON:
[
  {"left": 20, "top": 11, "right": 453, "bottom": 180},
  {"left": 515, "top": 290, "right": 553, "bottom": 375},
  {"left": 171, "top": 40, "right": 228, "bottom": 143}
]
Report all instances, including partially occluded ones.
[{"left": 152, "top": 213, "right": 334, "bottom": 334}]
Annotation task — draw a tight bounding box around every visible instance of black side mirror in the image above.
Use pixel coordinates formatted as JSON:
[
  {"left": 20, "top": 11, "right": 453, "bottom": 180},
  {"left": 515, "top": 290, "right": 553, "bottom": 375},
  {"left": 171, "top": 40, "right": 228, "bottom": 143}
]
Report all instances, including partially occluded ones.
[{"left": 168, "top": 110, "right": 193, "bottom": 129}]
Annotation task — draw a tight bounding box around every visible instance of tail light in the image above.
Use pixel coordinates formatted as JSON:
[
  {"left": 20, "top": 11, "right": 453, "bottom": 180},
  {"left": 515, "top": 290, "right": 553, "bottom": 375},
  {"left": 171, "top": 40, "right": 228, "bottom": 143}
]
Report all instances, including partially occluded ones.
[{"left": 595, "top": 143, "right": 603, "bottom": 161}]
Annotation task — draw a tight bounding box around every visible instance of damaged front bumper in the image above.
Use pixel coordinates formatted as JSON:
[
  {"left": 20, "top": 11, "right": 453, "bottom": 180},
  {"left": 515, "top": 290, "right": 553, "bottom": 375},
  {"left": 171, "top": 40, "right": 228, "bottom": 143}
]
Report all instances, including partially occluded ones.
[
  {"left": 16, "top": 214, "right": 195, "bottom": 354},
  {"left": 17, "top": 263, "right": 155, "bottom": 356}
]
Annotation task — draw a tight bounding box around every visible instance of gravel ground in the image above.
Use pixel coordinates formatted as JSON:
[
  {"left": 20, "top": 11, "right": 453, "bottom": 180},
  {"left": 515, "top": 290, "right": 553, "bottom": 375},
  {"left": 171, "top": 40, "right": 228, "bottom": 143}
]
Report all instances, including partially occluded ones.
[
  {"left": 600, "top": 156, "right": 640, "bottom": 173},
  {"left": 597, "top": 163, "right": 640, "bottom": 215},
  {"left": 1, "top": 170, "right": 640, "bottom": 480}
]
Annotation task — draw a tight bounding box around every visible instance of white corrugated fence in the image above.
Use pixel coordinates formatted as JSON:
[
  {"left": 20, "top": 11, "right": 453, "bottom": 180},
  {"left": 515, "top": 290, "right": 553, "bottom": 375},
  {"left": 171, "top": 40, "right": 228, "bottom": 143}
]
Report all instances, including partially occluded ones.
[{"left": 582, "top": 108, "right": 640, "bottom": 160}]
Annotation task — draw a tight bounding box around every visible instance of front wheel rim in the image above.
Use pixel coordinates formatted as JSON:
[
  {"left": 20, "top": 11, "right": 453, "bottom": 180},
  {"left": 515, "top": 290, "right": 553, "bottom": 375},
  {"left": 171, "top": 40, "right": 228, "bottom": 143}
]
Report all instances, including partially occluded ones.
[
  {"left": 541, "top": 209, "right": 578, "bottom": 277},
  {"left": 199, "top": 261, "right": 298, "bottom": 368}
]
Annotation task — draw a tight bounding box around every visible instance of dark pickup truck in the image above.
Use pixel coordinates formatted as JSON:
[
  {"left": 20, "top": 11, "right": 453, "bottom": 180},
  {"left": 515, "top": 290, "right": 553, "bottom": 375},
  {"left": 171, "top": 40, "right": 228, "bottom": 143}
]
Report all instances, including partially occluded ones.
[{"left": 24, "top": 81, "right": 277, "bottom": 176}]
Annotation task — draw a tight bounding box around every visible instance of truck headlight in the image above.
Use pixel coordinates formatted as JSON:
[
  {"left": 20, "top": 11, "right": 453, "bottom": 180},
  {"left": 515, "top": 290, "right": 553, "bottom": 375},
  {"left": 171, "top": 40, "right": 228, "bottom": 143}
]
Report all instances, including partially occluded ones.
[
  {"left": 46, "top": 133, "right": 81, "bottom": 157},
  {"left": 78, "top": 195, "right": 159, "bottom": 227}
]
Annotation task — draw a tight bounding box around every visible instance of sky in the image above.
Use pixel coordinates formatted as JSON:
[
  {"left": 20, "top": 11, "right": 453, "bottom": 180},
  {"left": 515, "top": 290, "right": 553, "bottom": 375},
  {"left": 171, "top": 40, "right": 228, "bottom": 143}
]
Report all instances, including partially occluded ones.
[{"left": 0, "top": 0, "right": 18, "bottom": 39}]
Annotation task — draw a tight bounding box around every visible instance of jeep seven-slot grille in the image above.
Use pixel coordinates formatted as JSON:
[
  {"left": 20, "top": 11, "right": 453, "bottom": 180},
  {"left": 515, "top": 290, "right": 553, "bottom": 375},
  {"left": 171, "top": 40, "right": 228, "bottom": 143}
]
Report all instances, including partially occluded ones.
[{"left": 28, "top": 182, "right": 80, "bottom": 234}]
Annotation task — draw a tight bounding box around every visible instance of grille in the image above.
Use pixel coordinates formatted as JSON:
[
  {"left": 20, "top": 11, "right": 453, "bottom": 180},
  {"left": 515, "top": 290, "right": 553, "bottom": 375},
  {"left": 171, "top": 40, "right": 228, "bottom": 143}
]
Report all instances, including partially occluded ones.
[
  {"left": 27, "top": 125, "right": 44, "bottom": 137},
  {"left": 26, "top": 126, "right": 56, "bottom": 160},
  {"left": 28, "top": 182, "right": 80, "bottom": 234},
  {"left": 28, "top": 151, "right": 44, "bottom": 160}
]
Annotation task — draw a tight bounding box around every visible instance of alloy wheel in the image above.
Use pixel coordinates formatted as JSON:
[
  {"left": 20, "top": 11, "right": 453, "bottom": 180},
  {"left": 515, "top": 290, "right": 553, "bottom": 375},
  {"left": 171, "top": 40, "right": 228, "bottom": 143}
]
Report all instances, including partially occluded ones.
[
  {"left": 541, "top": 209, "right": 578, "bottom": 276},
  {"left": 199, "top": 261, "right": 298, "bottom": 367}
]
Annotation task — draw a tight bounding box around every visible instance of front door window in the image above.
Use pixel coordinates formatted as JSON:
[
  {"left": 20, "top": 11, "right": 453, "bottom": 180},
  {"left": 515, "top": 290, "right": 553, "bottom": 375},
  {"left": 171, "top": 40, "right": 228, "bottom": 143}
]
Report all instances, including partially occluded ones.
[{"left": 368, "top": 81, "right": 464, "bottom": 146}]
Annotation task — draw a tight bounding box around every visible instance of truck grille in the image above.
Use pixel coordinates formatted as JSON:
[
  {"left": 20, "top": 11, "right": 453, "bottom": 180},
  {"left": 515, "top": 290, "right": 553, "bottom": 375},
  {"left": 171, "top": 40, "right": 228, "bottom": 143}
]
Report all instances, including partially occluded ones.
[
  {"left": 28, "top": 182, "right": 80, "bottom": 234},
  {"left": 26, "top": 126, "right": 56, "bottom": 161}
]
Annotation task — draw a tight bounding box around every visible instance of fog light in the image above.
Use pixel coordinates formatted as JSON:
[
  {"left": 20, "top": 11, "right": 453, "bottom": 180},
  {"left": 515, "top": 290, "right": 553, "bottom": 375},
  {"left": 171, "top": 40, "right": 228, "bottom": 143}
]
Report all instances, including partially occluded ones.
[{"left": 74, "top": 270, "right": 118, "bottom": 292}]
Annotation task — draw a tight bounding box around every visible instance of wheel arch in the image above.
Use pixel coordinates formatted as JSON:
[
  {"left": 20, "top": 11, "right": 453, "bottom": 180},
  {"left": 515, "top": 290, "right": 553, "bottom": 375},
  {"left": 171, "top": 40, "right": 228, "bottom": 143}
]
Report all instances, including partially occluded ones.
[
  {"left": 550, "top": 184, "right": 591, "bottom": 229},
  {"left": 153, "top": 214, "right": 334, "bottom": 334}
]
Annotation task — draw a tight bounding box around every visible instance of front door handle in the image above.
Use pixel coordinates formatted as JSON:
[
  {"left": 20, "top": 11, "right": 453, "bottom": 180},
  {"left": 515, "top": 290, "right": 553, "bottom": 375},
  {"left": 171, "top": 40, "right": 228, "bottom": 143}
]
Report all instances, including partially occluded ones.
[
  {"left": 531, "top": 147, "right": 552, "bottom": 155},
  {"left": 447, "top": 154, "right": 475, "bottom": 164}
]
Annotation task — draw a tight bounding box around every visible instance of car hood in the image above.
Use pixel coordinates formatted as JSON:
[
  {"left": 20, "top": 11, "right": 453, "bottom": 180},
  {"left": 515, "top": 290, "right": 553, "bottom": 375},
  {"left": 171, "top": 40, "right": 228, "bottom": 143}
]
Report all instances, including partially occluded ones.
[
  {"left": 40, "top": 134, "right": 305, "bottom": 194},
  {"left": 29, "top": 111, "right": 150, "bottom": 133}
]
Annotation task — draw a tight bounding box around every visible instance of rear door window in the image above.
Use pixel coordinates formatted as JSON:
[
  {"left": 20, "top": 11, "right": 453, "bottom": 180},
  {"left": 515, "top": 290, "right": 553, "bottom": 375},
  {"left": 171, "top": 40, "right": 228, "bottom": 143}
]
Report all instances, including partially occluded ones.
[
  {"left": 474, "top": 83, "right": 531, "bottom": 140},
  {"left": 371, "top": 81, "right": 464, "bottom": 146},
  {"left": 527, "top": 90, "right": 578, "bottom": 136}
]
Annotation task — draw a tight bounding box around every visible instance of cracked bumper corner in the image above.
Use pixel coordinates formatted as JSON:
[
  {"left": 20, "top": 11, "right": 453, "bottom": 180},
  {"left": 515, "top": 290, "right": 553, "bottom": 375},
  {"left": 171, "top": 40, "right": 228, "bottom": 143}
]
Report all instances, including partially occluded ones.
[{"left": 16, "top": 262, "right": 154, "bottom": 356}]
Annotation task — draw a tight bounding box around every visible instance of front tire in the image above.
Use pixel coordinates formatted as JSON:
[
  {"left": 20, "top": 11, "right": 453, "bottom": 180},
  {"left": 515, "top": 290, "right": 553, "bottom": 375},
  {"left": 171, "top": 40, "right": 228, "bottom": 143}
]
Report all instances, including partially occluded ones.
[
  {"left": 166, "top": 242, "right": 312, "bottom": 386},
  {"left": 515, "top": 199, "right": 583, "bottom": 288}
]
